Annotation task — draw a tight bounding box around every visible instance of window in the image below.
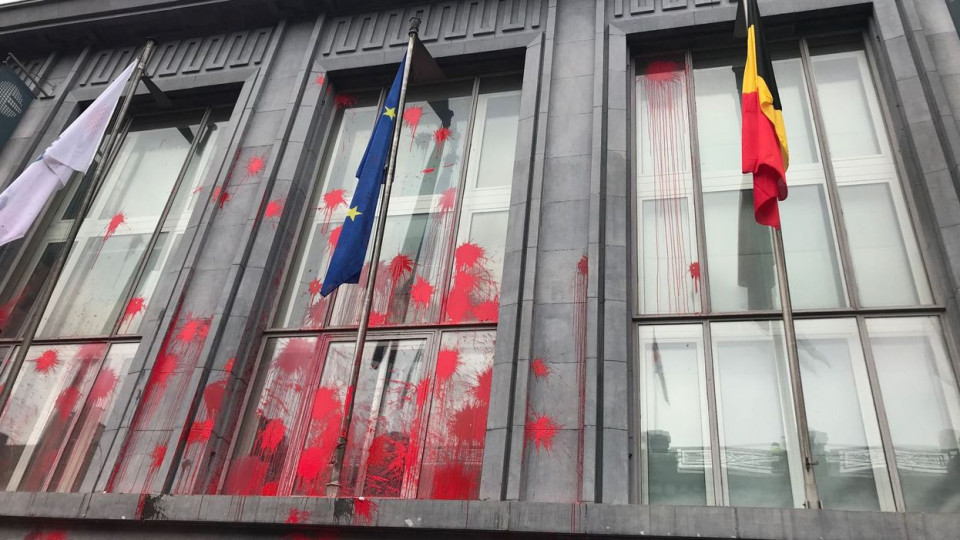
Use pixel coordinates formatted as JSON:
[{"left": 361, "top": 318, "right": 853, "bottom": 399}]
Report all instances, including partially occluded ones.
[
  {"left": 220, "top": 76, "right": 520, "bottom": 500},
  {"left": 634, "top": 35, "right": 959, "bottom": 512},
  {"left": 0, "top": 108, "right": 224, "bottom": 492}
]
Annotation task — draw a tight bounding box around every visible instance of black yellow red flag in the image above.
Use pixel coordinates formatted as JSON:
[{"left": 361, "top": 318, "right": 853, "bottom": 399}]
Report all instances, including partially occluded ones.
[{"left": 735, "top": 0, "right": 789, "bottom": 229}]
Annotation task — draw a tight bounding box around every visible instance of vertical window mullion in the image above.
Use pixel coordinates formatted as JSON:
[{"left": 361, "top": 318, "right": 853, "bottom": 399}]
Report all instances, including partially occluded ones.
[
  {"left": 109, "top": 108, "right": 214, "bottom": 336},
  {"left": 701, "top": 320, "right": 724, "bottom": 505},
  {"left": 684, "top": 51, "right": 714, "bottom": 315},
  {"left": 855, "top": 314, "right": 908, "bottom": 512},
  {"left": 797, "top": 37, "right": 862, "bottom": 310}
]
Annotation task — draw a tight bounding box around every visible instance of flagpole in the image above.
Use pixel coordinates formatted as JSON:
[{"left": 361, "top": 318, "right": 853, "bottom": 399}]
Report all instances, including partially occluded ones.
[
  {"left": 772, "top": 226, "right": 821, "bottom": 509},
  {"left": 325, "top": 18, "right": 421, "bottom": 497},
  {"left": 0, "top": 41, "right": 155, "bottom": 413}
]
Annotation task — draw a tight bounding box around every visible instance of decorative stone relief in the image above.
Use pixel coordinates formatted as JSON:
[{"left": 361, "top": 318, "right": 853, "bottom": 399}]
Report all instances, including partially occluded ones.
[
  {"left": 319, "top": 0, "right": 544, "bottom": 57},
  {"left": 612, "top": 0, "right": 736, "bottom": 18},
  {"left": 78, "top": 28, "right": 274, "bottom": 86}
]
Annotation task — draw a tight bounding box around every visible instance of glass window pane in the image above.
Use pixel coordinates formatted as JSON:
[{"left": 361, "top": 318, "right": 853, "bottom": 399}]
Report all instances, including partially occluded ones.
[
  {"left": 0, "top": 241, "right": 64, "bottom": 339},
  {"left": 417, "top": 331, "right": 495, "bottom": 500},
  {"left": 795, "top": 319, "right": 894, "bottom": 511},
  {"left": 223, "top": 337, "right": 320, "bottom": 496},
  {"left": 810, "top": 49, "right": 932, "bottom": 307},
  {"left": 638, "top": 324, "right": 713, "bottom": 505},
  {"left": 869, "top": 317, "right": 960, "bottom": 512},
  {"left": 712, "top": 321, "right": 804, "bottom": 508},
  {"left": 0, "top": 343, "right": 112, "bottom": 491},
  {"left": 780, "top": 184, "right": 846, "bottom": 309},
  {"left": 636, "top": 57, "right": 701, "bottom": 315},
  {"left": 469, "top": 92, "right": 521, "bottom": 189},
  {"left": 36, "top": 125, "right": 196, "bottom": 338}
]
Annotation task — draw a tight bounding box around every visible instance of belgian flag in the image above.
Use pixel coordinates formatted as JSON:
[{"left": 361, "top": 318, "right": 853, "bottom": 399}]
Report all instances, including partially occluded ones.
[{"left": 735, "top": 0, "right": 789, "bottom": 229}]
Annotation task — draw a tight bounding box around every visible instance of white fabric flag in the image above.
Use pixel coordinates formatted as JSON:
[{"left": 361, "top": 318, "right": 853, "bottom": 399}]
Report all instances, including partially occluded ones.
[{"left": 0, "top": 61, "right": 136, "bottom": 247}]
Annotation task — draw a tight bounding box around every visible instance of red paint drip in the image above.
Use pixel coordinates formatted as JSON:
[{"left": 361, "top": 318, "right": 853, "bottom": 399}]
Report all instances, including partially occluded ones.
[
  {"left": 54, "top": 386, "right": 81, "bottom": 421},
  {"left": 149, "top": 352, "right": 179, "bottom": 389},
  {"left": 403, "top": 106, "right": 423, "bottom": 149},
  {"left": 531, "top": 358, "right": 551, "bottom": 379},
  {"left": 328, "top": 225, "right": 343, "bottom": 252},
  {"left": 259, "top": 418, "right": 286, "bottom": 454},
  {"left": 150, "top": 444, "right": 167, "bottom": 469},
  {"left": 334, "top": 94, "right": 358, "bottom": 109},
  {"left": 202, "top": 378, "right": 227, "bottom": 414},
  {"left": 525, "top": 412, "right": 560, "bottom": 452},
  {"left": 89, "top": 368, "right": 119, "bottom": 407},
  {"left": 247, "top": 156, "right": 265, "bottom": 176},
  {"left": 34, "top": 349, "right": 59, "bottom": 374},
  {"left": 188, "top": 419, "right": 214, "bottom": 444},
  {"left": 224, "top": 357, "right": 235, "bottom": 373},
  {"left": 265, "top": 199, "right": 285, "bottom": 219},
  {"left": 410, "top": 277, "right": 434, "bottom": 308},
  {"left": 387, "top": 253, "right": 414, "bottom": 281},
  {"left": 308, "top": 278, "right": 323, "bottom": 301},
  {"left": 436, "top": 348, "right": 460, "bottom": 383},
  {"left": 352, "top": 498, "right": 377, "bottom": 524},
  {"left": 103, "top": 212, "right": 126, "bottom": 243},
  {"left": 689, "top": 261, "right": 701, "bottom": 293},
  {"left": 368, "top": 312, "right": 387, "bottom": 327},
  {"left": 121, "top": 296, "right": 146, "bottom": 328}
]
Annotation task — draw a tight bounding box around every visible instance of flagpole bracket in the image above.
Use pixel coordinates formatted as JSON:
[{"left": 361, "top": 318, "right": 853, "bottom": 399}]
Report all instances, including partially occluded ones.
[{"left": 409, "top": 16, "right": 421, "bottom": 35}]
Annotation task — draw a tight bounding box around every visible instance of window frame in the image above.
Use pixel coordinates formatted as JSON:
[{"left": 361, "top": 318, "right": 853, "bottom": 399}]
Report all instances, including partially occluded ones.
[{"left": 629, "top": 30, "right": 959, "bottom": 513}]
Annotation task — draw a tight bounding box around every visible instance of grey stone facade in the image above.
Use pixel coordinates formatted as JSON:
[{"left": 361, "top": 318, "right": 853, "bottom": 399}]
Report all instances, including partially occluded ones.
[{"left": 0, "top": 0, "right": 959, "bottom": 538}]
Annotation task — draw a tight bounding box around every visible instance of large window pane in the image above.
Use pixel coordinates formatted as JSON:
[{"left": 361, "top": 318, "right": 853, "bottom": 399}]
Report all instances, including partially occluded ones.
[
  {"left": 810, "top": 48, "right": 932, "bottom": 307},
  {"left": 639, "top": 325, "right": 713, "bottom": 505},
  {"left": 795, "top": 319, "right": 893, "bottom": 511},
  {"left": 636, "top": 57, "right": 701, "bottom": 315},
  {"left": 712, "top": 321, "right": 803, "bottom": 508},
  {"left": 869, "top": 317, "right": 960, "bottom": 512}
]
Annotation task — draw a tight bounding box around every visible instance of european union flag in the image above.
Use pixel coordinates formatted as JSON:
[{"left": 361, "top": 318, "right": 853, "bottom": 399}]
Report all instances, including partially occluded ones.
[{"left": 320, "top": 56, "right": 406, "bottom": 297}]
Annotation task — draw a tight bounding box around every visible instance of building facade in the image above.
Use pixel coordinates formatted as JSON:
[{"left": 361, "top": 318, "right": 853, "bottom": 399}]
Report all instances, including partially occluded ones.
[{"left": 0, "top": 0, "right": 959, "bottom": 537}]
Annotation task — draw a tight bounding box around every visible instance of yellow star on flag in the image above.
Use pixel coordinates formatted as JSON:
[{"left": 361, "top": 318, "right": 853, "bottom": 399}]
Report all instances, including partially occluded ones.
[
  {"left": 346, "top": 206, "right": 362, "bottom": 221},
  {"left": 383, "top": 106, "right": 396, "bottom": 120}
]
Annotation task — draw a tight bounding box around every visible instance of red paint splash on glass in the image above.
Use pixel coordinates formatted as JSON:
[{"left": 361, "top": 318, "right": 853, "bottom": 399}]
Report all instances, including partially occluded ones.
[
  {"left": 258, "top": 418, "right": 286, "bottom": 455},
  {"left": 103, "top": 212, "right": 126, "bottom": 243},
  {"left": 438, "top": 188, "right": 457, "bottom": 213},
  {"left": 435, "top": 348, "right": 460, "bottom": 383},
  {"left": 574, "top": 254, "right": 589, "bottom": 500},
  {"left": 689, "top": 261, "right": 701, "bottom": 293},
  {"left": 319, "top": 189, "right": 348, "bottom": 232},
  {"left": 54, "top": 386, "right": 81, "bottom": 421},
  {"left": 121, "top": 296, "right": 146, "bottom": 330},
  {"left": 34, "top": 349, "right": 59, "bottom": 374},
  {"left": 76, "top": 342, "right": 107, "bottom": 363},
  {"left": 265, "top": 198, "right": 285, "bottom": 220},
  {"left": 327, "top": 225, "right": 343, "bottom": 252},
  {"left": 525, "top": 411, "right": 560, "bottom": 452},
  {"left": 450, "top": 403, "right": 487, "bottom": 443},
  {"left": 410, "top": 277, "right": 434, "bottom": 309},
  {"left": 531, "top": 358, "right": 551, "bottom": 379},
  {"left": 89, "top": 368, "right": 119, "bottom": 407},
  {"left": 433, "top": 127, "right": 453, "bottom": 153},
  {"left": 274, "top": 338, "right": 315, "bottom": 376},
  {"left": 335, "top": 94, "right": 358, "bottom": 109},
  {"left": 403, "top": 106, "right": 423, "bottom": 149},
  {"left": 454, "top": 242, "right": 484, "bottom": 270}
]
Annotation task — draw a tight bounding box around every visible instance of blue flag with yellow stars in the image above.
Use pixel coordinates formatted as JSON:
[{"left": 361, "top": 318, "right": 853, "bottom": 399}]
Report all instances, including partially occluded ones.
[{"left": 321, "top": 55, "right": 406, "bottom": 297}]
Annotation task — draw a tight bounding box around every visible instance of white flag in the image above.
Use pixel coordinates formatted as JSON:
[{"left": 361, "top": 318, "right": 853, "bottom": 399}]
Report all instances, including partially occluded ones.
[{"left": 0, "top": 61, "right": 136, "bottom": 247}]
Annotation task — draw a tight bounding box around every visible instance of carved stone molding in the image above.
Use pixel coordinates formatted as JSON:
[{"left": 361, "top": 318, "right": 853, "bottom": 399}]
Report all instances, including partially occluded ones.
[
  {"left": 78, "top": 28, "right": 274, "bottom": 86},
  {"left": 612, "top": 0, "right": 736, "bottom": 18},
  {"left": 319, "top": 0, "right": 544, "bottom": 57}
]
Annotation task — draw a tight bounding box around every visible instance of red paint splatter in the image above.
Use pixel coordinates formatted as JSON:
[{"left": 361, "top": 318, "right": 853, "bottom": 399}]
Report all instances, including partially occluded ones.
[
  {"left": 308, "top": 278, "right": 323, "bottom": 300},
  {"left": 149, "top": 352, "right": 179, "bottom": 388},
  {"left": 436, "top": 348, "right": 460, "bottom": 383},
  {"left": 422, "top": 168, "right": 436, "bottom": 174},
  {"left": 34, "top": 350, "right": 59, "bottom": 374},
  {"left": 247, "top": 156, "right": 265, "bottom": 176},
  {"left": 525, "top": 412, "right": 560, "bottom": 452},
  {"left": 451, "top": 403, "right": 487, "bottom": 443},
  {"left": 89, "top": 368, "right": 119, "bottom": 406},
  {"left": 403, "top": 106, "right": 424, "bottom": 149},
  {"left": 410, "top": 277, "right": 433, "bottom": 307},
  {"left": 430, "top": 462, "right": 478, "bottom": 500},
  {"left": 353, "top": 498, "right": 377, "bottom": 524},
  {"left": 23, "top": 531, "right": 68, "bottom": 540},
  {"left": 202, "top": 378, "right": 227, "bottom": 414},
  {"left": 296, "top": 446, "right": 330, "bottom": 482},
  {"left": 265, "top": 199, "right": 285, "bottom": 219},
  {"left": 438, "top": 188, "right": 457, "bottom": 212},
  {"left": 224, "top": 357, "right": 235, "bottom": 373},
  {"left": 315, "top": 74, "right": 325, "bottom": 85},
  {"left": 689, "top": 261, "right": 701, "bottom": 293},
  {"left": 306, "top": 299, "right": 327, "bottom": 327},
  {"left": 319, "top": 189, "right": 348, "bottom": 232},
  {"left": 334, "top": 94, "right": 358, "bottom": 109},
  {"left": 187, "top": 419, "right": 214, "bottom": 444},
  {"left": 471, "top": 366, "right": 493, "bottom": 402},
  {"left": 388, "top": 253, "right": 413, "bottom": 281},
  {"left": 531, "top": 358, "right": 551, "bottom": 379},
  {"left": 473, "top": 299, "right": 499, "bottom": 322},
  {"left": 76, "top": 342, "right": 107, "bottom": 363},
  {"left": 577, "top": 255, "right": 589, "bottom": 276},
  {"left": 433, "top": 127, "right": 453, "bottom": 152},
  {"left": 121, "top": 296, "right": 145, "bottom": 327},
  {"left": 54, "top": 386, "right": 81, "bottom": 421},
  {"left": 103, "top": 212, "right": 126, "bottom": 243},
  {"left": 259, "top": 418, "right": 286, "bottom": 454},
  {"left": 212, "top": 186, "right": 230, "bottom": 208},
  {"left": 274, "top": 338, "right": 315, "bottom": 375},
  {"left": 454, "top": 242, "right": 484, "bottom": 270},
  {"left": 328, "top": 225, "right": 343, "bottom": 251},
  {"left": 261, "top": 481, "right": 279, "bottom": 496},
  {"left": 286, "top": 508, "right": 310, "bottom": 524},
  {"left": 151, "top": 444, "right": 167, "bottom": 469},
  {"left": 368, "top": 312, "right": 387, "bottom": 327},
  {"left": 176, "top": 316, "right": 210, "bottom": 343},
  {"left": 311, "top": 386, "right": 341, "bottom": 420}
]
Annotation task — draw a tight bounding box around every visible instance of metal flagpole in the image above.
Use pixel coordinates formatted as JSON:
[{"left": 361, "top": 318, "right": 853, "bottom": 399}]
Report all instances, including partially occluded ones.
[
  {"left": 325, "top": 18, "right": 421, "bottom": 497},
  {"left": 771, "top": 226, "right": 821, "bottom": 509},
  {"left": 0, "top": 40, "right": 155, "bottom": 414}
]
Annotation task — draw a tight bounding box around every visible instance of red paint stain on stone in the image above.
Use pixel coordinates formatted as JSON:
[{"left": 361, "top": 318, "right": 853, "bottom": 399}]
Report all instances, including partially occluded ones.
[
  {"left": 525, "top": 412, "right": 559, "bottom": 452},
  {"left": 35, "top": 350, "right": 59, "bottom": 374},
  {"left": 328, "top": 225, "right": 343, "bottom": 251},
  {"left": 388, "top": 253, "right": 413, "bottom": 281},
  {"left": 577, "top": 254, "right": 589, "bottom": 276},
  {"left": 471, "top": 366, "right": 493, "bottom": 403},
  {"left": 176, "top": 316, "right": 210, "bottom": 344},
  {"left": 151, "top": 444, "right": 167, "bottom": 469},
  {"left": 149, "top": 352, "right": 180, "bottom": 389},
  {"left": 308, "top": 278, "right": 323, "bottom": 301},
  {"left": 352, "top": 498, "right": 377, "bottom": 524},
  {"left": 451, "top": 403, "right": 487, "bottom": 443},
  {"left": 188, "top": 419, "right": 214, "bottom": 444},
  {"left": 323, "top": 189, "right": 347, "bottom": 210},
  {"left": 531, "top": 358, "right": 551, "bottom": 379},
  {"left": 247, "top": 156, "right": 265, "bottom": 176},
  {"left": 315, "top": 74, "right": 325, "bottom": 85},
  {"left": 265, "top": 199, "right": 285, "bottom": 219}
]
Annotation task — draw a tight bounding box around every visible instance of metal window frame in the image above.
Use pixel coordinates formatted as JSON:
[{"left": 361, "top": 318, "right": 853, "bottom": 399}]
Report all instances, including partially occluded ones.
[{"left": 629, "top": 29, "right": 960, "bottom": 511}]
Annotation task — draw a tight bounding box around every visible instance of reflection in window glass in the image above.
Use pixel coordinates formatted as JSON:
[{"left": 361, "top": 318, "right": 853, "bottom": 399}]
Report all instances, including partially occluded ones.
[
  {"left": 0, "top": 342, "right": 136, "bottom": 491},
  {"left": 811, "top": 55, "right": 880, "bottom": 159},
  {"left": 780, "top": 185, "right": 845, "bottom": 309},
  {"left": 636, "top": 58, "right": 700, "bottom": 315},
  {"left": 796, "top": 319, "right": 893, "bottom": 511},
  {"left": 712, "top": 321, "right": 803, "bottom": 508},
  {"left": 870, "top": 318, "right": 960, "bottom": 512},
  {"left": 639, "top": 325, "right": 713, "bottom": 505}
]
